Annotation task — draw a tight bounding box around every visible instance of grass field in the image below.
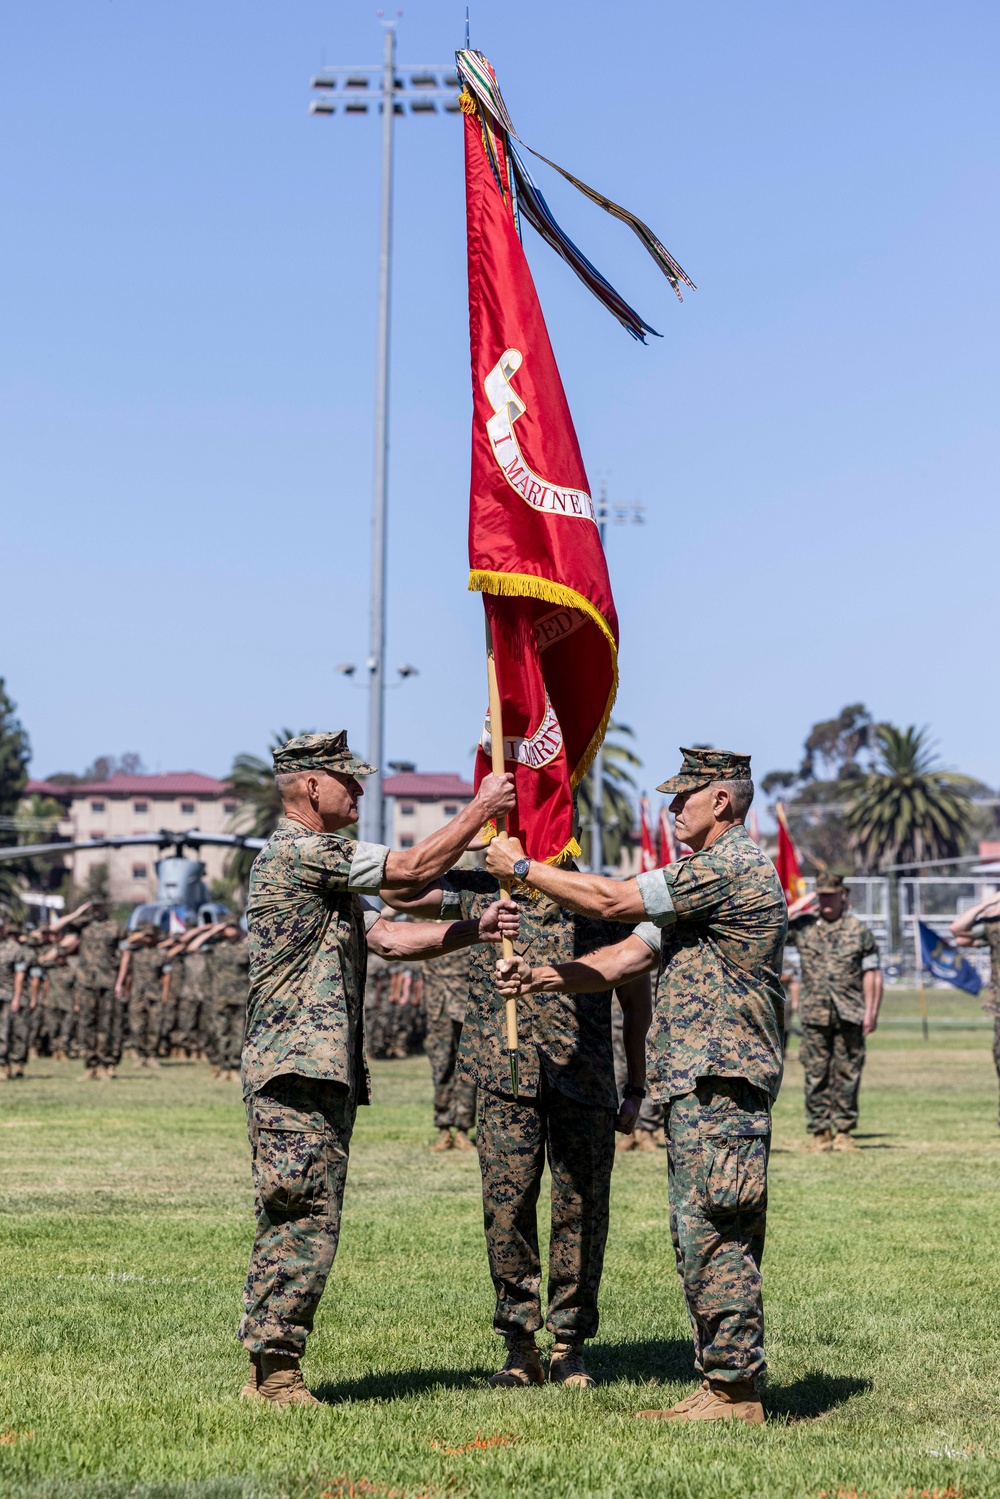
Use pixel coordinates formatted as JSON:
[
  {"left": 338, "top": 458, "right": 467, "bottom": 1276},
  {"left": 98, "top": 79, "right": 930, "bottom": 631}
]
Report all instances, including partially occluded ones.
[{"left": 2, "top": 988, "right": 999, "bottom": 1499}]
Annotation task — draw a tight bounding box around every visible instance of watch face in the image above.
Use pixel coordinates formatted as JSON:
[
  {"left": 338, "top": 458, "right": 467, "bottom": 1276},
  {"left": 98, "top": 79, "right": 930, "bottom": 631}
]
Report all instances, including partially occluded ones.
[{"left": 513, "top": 858, "right": 530, "bottom": 878}]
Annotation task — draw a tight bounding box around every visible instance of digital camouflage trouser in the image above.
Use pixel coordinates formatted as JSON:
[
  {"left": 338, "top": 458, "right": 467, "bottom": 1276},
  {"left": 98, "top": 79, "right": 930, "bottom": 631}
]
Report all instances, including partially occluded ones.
[
  {"left": 612, "top": 997, "right": 664, "bottom": 1134},
  {"left": 45, "top": 1006, "right": 76, "bottom": 1056},
  {"left": 214, "top": 1002, "right": 245, "bottom": 1074},
  {"left": 666, "top": 1077, "right": 770, "bottom": 1385},
  {"left": 239, "top": 1074, "right": 355, "bottom": 1358},
  {"left": 991, "top": 1014, "right": 1000, "bottom": 1125},
  {"left": 800, "top": 1014, "right": 866, "bottom": 1134},
  {"left": 425, "top": 1013, "right": 476, "bottom": 1131},
  {"left": 128, "top": 991, "right": 161, "bottom": 1060},
  {"left": 0, "top": 999, "right": 31, "bottom": 1069},
  {"left": 475, "top": 1077, "right": 616, "bottom": 1342},
  {"left": 78, "top": 985, "right": 123, "bottom": 1070}
]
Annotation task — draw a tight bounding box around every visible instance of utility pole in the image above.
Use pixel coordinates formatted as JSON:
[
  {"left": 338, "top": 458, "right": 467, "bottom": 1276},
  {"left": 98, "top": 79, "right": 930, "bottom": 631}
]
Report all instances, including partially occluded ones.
[
  {"left": 589, "top": 481, "right": 645, "bottom": 873},
  {"left": 367, "top": 22, "right": 395, "bottom": 847},
  {"left": 310, "top": 29, "right": 459, "bottom": 843}
]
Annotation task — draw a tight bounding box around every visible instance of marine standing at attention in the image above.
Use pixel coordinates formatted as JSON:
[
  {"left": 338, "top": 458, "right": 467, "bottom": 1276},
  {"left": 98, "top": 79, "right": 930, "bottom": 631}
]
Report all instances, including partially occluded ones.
[
  {"left": 383, "top": 864, "right": 650, "bottom": 1389},
  {"left": 239, "top": 731, "right": 518, "bottom": 1408},
  {"left": 488, "top": 748, "right": 786, "bottom": 1424},
  {"left": 786, "top": 872, "right": 882, "bottom": 1151},
  {"left": 951, "top": 890, "right": 1000, "bottom": 1124}
]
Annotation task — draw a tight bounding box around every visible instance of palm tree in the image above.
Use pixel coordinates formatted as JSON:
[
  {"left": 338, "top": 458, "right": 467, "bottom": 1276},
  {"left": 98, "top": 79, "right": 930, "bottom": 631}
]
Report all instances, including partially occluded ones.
[
  {"left": 846, "top": 725, "right": 975, "bottom": 872},
  {"left": 576, "top": 721, "right": 642, "bottom": 870},
  {"left": 225, "top": 728, "right": 303, "bottom": 895}
]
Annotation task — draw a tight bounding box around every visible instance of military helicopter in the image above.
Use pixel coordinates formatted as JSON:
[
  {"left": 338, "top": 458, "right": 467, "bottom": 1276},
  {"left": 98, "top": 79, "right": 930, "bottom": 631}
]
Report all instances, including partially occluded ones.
[{"left": 0, "top": 829, "right": 266, "bottom": 932}]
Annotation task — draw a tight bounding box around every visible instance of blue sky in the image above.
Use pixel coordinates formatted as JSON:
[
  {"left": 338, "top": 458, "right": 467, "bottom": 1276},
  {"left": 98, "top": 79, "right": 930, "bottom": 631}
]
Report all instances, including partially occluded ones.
[{"left": 2, "top": 0, "right": 997, "bottom": 798}]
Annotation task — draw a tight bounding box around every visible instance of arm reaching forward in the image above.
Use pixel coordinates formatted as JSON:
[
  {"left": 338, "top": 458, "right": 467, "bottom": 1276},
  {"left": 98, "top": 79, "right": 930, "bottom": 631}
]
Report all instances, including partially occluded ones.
[
  {"left": 367, "top": 899, "right": 519, "bottom": 962},
  {"left": 495, "top": 931, "right": 658, "bottom": 998}
]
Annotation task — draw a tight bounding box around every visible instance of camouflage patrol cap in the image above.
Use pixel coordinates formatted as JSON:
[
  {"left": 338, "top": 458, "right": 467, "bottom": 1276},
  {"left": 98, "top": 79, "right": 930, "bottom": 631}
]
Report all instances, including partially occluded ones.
[
  {"left": 272, "top": 730, "right": 376, "bottom": 778},
  {"left": 656, "top": 746, "right": 752, "bottom": 795},
  {"left": 815, "top": 871, "right": 846, "bottom": 893}
]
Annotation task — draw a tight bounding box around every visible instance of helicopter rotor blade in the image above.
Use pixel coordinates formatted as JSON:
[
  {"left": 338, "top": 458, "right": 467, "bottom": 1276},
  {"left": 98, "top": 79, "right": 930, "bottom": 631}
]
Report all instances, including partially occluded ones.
[{"left": 0, "top": 829, "right": 267, "bottom": 863}]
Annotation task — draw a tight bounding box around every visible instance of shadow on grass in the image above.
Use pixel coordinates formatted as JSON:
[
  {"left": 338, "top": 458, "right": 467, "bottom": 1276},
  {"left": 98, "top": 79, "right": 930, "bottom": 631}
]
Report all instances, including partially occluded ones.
[
  {"left": 590, "top": 1338, "right": 696, "bottom": 1385},
  {"left": 766, "top": 1369, "right": 872, "bottom": 1421},
  {"left": 314, "top": 1364, "right": 494, "bottom": 1403}
]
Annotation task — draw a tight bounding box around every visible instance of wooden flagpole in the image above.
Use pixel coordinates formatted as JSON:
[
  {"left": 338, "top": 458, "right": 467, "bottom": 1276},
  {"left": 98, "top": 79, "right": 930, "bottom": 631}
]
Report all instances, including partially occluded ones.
[{"left": 484, "top": 613, "right": 520, "bottom": 1098}]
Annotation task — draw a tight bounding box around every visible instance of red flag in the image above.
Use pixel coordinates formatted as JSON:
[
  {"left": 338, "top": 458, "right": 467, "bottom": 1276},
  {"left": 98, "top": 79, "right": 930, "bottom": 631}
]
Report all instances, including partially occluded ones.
[
  {"left": 464, "top": 73, "right": 618, "bottom": 863},
  {"left": 639, "top": 796, "right": 657, "bottom": 873},
  {"left": 774, "top": 803, "right": 806, "bottom": 903},
  {"left": 657, "top": 804, "right": 675, "bottom": 867},
  {"left": 747, "top": 809, "right": 761, "bottom": 846}
]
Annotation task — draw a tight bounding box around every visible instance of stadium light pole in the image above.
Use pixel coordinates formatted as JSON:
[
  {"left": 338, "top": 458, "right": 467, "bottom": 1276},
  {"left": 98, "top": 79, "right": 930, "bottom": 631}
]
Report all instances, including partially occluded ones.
[
  {"left": 589, "top": 482, "right": 646, "bottom": 874},
  {"left": 310, "top": 26, "right": 460, "bottom": 843}
]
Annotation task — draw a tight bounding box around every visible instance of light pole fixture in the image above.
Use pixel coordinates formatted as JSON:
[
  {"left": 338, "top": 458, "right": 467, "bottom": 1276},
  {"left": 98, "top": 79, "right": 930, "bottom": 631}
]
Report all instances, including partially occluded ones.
[{"left": 310, "top": 26, "right": 460, "bottom": 846}]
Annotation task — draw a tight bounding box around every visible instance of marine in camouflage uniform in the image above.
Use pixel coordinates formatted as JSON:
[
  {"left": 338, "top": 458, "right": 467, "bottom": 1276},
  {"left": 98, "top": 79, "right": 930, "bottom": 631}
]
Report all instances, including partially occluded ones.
[
  {"left": 612, "top": 994, "right": 664, "bottom": 1151},
  {"left": 174, "top": 946, "right": 209, "bottom": 1058},
  {"left": 424, "top": 866, "right": 645, "bottom": 1388},
  {"left": 238, "top": 730, "right": 517, "bottom": 1407},
  {"left": 786, "top": 871, "right": 882, "bottom": 1148},
  {"left": 422, "top": 945, "right": 476, "bottom": 1147},
  {"left": 123, "top": 931, "right": 166, "bottom": 1066},
  {"left": 206, "top": 923, "right": 249, "bottom": 1078},
  {"left": 0, "top": 932, "right": 29, "bottom": 1078},
  {"left": 43, "top": 947, "right": 79, "bottom": 1061},
  {"left": 487, "top": 747, "right": 786, "bottom": 1422},
  {"left": 76, "top": 907, "right": 125, "bottom": 1078},
  {"left": 950, "top": 893, "right": 1000, "bottom": 1123}
]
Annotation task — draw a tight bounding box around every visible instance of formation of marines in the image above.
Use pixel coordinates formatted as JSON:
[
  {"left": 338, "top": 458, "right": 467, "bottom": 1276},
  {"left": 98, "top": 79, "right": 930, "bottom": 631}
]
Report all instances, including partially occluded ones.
[{"left": 0, "top": 905, "right": 249, "bottom": 1081}]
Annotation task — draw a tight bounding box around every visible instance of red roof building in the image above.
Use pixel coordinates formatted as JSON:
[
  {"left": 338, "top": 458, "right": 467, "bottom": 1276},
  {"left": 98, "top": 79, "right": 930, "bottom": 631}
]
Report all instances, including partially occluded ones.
[
  {"left": 20, "top": 772, "right": 240, "bottom": 904},
  {"left": 383, "top": 771, "right": 475, "bottom": 850}
]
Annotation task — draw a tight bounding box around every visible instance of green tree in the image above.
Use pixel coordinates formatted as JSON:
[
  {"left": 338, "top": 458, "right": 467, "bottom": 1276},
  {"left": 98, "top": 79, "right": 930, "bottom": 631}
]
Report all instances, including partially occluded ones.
[
  {"left": 761, "top": 704, "right": 878, "bottom": 871},
  {"left": 576, "top": 721, "right": 641, "bottom": 870},
  {"left": 225, "top": 729, "right": 309, "bottom": 895},
  {"left": 0, "top": 679, "right": 31, "bottom": 917},
  {"left": 846, "top": 725, "right": 976, "bottom": 872}
]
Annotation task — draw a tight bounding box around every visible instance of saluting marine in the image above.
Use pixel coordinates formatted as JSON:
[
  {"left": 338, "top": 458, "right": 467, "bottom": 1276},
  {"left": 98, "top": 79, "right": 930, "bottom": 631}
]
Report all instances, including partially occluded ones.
[
  {"left": 205, "top": 918, "right": 248, "bottom": 1081},
  {"left": 76, "top": 901, "right": 124, "bottom": 1080},
  {"left": 422, "top": 945, "right": 476, "bottom": 1151},
  {"left": 238, "top": 731, "right": 518, "bottom": 1409},
  {"left": 489, "top": 747, "right": 786, "bottom": 1424}
]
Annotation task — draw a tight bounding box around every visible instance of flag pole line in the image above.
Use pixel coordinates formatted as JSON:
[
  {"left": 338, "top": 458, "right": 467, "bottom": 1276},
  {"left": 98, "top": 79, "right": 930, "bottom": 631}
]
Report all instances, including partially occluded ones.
[{"left": 485, "top": 611, "right": 520, "bottom": 1098}]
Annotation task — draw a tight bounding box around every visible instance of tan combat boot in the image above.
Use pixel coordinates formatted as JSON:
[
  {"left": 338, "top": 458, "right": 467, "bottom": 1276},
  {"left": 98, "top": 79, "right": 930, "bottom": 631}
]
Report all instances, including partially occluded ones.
[
  {"left": 1, "top": 1063, "right": 11, "bottom": 1081},
  {"left": 548, "top": 1340, "right": 595, "bottom": 1388},
  {"left": 832, "top": 1131, "right": 858, "bottom": 1152},
  {"left": 430, "top": 1128, "right": 454, "bottom": 1153},
  {"left": 146, "top": 1056, "right": 160, "bottom": 1070},
  {"left": 637, "top": 1378, "right": 763, "bottom": 1423},
  {"left": 616, "top": 1132, "right": 639, "bottom": 1153},
  {"left": 636, "top": 1131, "right": 659, "bottom": 1154},
  {"left": 808, "top": 1129, "right": 833, "bottom": 1152},
  {"left": 488, "top": 1334, "right": 545, "bottom": 1388},
  {"left": 240, "top": 1353, "right": 262, "bottom": 1400},
  {"left": 85, "top": 1065, "right": 99, "bottom": 1081},
  {"left": 256, "top": 1353, "right": 320, "bottom": 1408},
  {"left": 12, "top": 1065, "right": 25, "bottom": 1079},
  {"left": 53, "top": 1049, "right": 67, "bottom": 1064},
  {"left": 452, "top": 1129, "right": 475, "bottom": 1151}
]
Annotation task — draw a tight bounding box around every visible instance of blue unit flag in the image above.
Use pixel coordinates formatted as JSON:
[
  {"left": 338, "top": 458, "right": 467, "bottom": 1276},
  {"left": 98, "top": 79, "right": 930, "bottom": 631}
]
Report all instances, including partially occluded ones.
[{"left": 918, "top": 921, "right": 982, "bottom": 995}]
